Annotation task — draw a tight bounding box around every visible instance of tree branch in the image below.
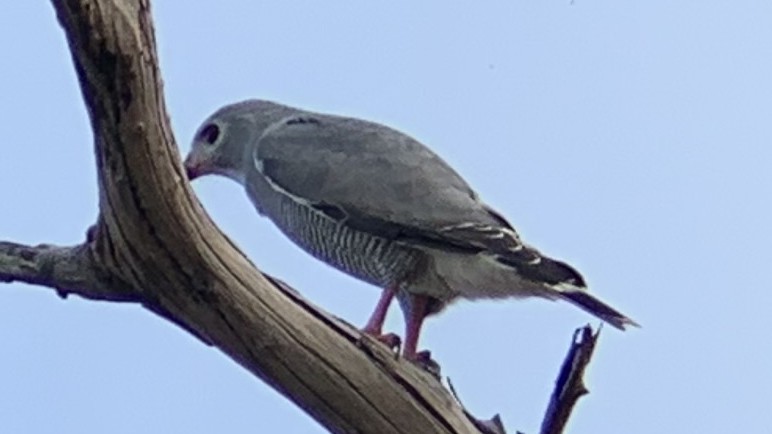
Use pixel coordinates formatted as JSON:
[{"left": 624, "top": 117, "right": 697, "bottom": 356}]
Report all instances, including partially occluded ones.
[
  {"left": 39, "top": 0, "right": 487, "bottom": 433},
  {"left": 1, "top": 1, "right": 608, "bottom": 433},
  {"left": 0, "top": 240, "right": 136, "bottom": 302},
  {"left": 445, "top": 325, "right": 601, "bottom": 434},
  {"left": 539, "top": 326, "right": 599, "bottom": 434}
]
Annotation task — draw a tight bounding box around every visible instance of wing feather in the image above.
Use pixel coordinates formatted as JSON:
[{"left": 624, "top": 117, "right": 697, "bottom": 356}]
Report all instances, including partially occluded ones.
[
  {"left": 252, "top": 113, "right": 584, "bottom": 286},
  {"left": 253, "top": 113, "right": 502, "bottom": 232}
]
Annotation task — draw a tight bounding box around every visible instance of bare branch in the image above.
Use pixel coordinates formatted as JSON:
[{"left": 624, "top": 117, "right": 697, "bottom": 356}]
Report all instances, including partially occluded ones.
[
  {"left": 3, "top": 1, "right": 609, "bottom": 433},
  {"left": 26, "top": 1, "right": 491, "bottom": 432},
  {"left": 539, "top": 325, "right": 600, "bottom": 434},
  {"left": 0, "top": 240, "right": 136, "bottom": 302},
  {"left": 447, "top": 325, "right": 601, "bottom": 434},
  {"left": 448, "top": 378, "right": 508, "bottom": 434}
]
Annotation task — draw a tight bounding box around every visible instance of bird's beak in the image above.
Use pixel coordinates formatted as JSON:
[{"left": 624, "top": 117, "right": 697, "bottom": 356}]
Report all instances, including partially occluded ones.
[
  {"left": 185, "top": 164, "right": 198, "bottom": 180},
  {"left": 183, "top": 155, "right": 199, "bottom": 180}
]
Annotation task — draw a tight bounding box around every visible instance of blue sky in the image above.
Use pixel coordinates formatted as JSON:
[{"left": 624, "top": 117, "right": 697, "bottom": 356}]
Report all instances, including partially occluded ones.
[{"left": 1, "top": 1, "right": 770, "bottom": 433}]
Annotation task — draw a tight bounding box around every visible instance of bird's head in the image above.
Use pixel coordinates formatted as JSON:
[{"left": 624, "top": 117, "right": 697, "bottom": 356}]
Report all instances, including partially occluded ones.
[
  {"left": 184, "top": 100, "right": 297, "bottom": 185},
  {"left": 184, "top": 109, "right": 254, "bottom": 184}
]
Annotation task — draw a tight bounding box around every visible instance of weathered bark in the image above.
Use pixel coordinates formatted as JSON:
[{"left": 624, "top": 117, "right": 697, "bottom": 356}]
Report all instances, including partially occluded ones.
[{"left": 0, "top": 1, "right": 599, "bottom": 433}]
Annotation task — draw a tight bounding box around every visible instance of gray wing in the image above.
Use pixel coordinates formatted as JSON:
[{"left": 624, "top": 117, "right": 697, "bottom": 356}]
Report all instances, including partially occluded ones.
[
  {"left": 252, "top": 114, "right": 497, "bottom": 240},
  {"left": 254, "top": 115, "right": 489, "bottom": 224},
  {"left": 252, "top": 113, "right": 583, "bottom": 285}
]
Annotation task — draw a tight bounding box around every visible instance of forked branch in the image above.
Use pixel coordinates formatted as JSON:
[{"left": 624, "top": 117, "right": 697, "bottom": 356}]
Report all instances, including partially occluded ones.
[{"left": 1, "top": 1, "right": 605, "bottom": 433}]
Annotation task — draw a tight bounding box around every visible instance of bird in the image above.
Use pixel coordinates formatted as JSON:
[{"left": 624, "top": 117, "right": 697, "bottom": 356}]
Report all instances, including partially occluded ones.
[{"left": 184, "top": 99, "right": 638, "bottom": 361}]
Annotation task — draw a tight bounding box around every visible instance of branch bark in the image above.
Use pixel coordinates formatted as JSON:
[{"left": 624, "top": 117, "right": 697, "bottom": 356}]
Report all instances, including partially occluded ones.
[
  {"left": 38, "top": 1, "right": 484, "bottom": 433},
  {"left": 0, "top": 240, "right": 134, "bottom": 302},
  {"left": 0, "top": 1, "right": 602, "bottom": 433}
]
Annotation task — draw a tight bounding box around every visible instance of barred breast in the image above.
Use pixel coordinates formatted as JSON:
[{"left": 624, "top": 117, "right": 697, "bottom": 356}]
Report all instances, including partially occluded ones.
[{"left": 246, "top": 170, "right": 425, "bottom": 289}]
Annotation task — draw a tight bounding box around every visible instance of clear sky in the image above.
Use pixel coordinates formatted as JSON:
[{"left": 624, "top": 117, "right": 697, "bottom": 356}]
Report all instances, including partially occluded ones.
[{"left": 1, "top": 1, "right": 770, "bottom": 433}]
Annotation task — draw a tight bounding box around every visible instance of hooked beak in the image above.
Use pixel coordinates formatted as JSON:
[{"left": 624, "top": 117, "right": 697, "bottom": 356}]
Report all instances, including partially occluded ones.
[
  {"left": 183, "top": 155, "right": 201, "bottom": 181},
  {"left": 185, "top": 165, "right": 198, "bottom": 180}
]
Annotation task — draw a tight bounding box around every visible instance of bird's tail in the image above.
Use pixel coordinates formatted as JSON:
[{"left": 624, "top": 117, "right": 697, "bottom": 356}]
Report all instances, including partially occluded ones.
[
  {"left": 554, "top": 284, "right": 640, "bottom": 331},
  {"left": 494, "top": 245, "right": 639, "bottom": 330}
]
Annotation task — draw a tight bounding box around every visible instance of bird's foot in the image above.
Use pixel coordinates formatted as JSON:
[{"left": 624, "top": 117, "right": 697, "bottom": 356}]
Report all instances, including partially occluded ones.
[
  {"left": 375, "top": 332, "right": 402, "bottom": 351},
  {"left": 359, "top": 331, "right": 441, "bottom": 378},
  {"left": 412, "top": 349, "right": 432, "bottom": 363},
  {"left": 406, "top": 350, "right": 441, "bottom": 379},
  {"left": 360, "top": 329, "right": 402, "bottom": 354}
]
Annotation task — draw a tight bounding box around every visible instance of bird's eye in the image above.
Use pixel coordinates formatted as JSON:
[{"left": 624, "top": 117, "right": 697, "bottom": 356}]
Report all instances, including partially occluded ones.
[{"left": 198, "top": 123, "right": 220, "bottom": 145}]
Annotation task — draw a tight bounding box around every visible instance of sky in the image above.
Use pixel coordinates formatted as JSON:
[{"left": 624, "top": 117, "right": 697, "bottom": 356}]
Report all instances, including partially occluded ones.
[{"left": 1, "top": 1, "right": 770, "bottom": 433}]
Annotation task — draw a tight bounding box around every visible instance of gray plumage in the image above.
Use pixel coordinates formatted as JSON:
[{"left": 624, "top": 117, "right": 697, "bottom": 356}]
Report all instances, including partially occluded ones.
[{"left": 184, "top": 100, "right": 637, "bottom": 357}]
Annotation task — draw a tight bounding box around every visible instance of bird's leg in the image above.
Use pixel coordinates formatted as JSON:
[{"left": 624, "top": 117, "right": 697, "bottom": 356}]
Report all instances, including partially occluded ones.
[
  {"left": 361, "top": 286, "right": 401, "bottom": 350},
  {"left": 402, "top": 294, "right": 429, "bottom": 361},
  {"left": 362, "top": 286, "right": 395, "bottom": 334}
]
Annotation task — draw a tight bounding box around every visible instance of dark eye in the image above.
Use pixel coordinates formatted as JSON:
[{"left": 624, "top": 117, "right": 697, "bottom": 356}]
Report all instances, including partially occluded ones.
[{"left": 198, "top": 123, "right": 220, "bottom": 145}]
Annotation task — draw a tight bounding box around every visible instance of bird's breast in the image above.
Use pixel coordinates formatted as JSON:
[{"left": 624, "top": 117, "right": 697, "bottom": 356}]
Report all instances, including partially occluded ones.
[{"left": 247, "top": 172, "right": 426, "bottom": 290}]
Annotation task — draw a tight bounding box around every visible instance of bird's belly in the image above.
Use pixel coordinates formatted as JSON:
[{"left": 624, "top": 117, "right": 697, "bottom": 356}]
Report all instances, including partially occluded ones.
[{"left": 268, "top": 195, "right": 424, "bottom": 289}]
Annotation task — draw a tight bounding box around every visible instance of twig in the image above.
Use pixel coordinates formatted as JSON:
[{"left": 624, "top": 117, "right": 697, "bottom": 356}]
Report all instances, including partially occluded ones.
[
  {"left": 447, "top": 377, "right": 508, "bottom": 434},
  {"left": 539, "top": 325, "right": 600, "bottom": 434}
]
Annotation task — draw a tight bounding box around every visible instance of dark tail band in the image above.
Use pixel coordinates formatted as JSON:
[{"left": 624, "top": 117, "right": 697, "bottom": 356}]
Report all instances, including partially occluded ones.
[{"left": 558, "top": 289, "right": 640, "bottom": 331}]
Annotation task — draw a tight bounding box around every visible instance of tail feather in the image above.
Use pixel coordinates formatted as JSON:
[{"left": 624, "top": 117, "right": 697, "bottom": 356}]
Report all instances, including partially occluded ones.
[
  {"left": 556, "top": 286, "right": 640, "bottom": 330},
  {"left": 494, "top": 246, "right": 639, "bottom": 330}
]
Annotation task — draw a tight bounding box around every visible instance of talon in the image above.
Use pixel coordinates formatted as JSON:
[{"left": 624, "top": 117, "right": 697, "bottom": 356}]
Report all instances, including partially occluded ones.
[
  {"left": 407, "top": 349, "right": 442, "bottom": 379},
  {"left": 360, "top": 329, "right": 402, "bottom": 355},
  {"left": 376, "top": 332, "right": 402, "bottom": 352},
  {"left": 414, "top": 349, "right": 432, "bottom": 363}
]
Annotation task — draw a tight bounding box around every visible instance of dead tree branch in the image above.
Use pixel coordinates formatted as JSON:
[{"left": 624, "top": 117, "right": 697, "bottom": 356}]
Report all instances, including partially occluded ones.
[
  {"left": 0, "top": 1, "right": 605, "bottom": 433},
  {"left": 540, "top": 326, "right": 599, "bottom": 434},
  {"left": 16, "top": 0, "right": 487, "bottom": 432}
]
